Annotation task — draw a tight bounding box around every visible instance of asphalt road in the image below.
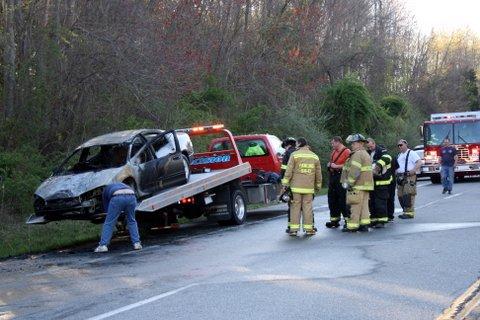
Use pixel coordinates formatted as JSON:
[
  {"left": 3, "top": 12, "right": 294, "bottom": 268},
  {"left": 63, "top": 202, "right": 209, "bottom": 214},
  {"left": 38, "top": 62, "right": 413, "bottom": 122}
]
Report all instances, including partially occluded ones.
[{"left": 1, "top": 179, "right": 480, "bottom": 320}]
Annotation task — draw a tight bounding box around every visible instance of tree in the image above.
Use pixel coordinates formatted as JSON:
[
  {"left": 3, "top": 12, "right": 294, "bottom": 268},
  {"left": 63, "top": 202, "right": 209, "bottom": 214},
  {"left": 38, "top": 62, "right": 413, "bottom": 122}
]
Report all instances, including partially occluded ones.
[
  {"left": 322, "top": 75, "right": 378, "bottom": 139},
  {"left": 464, "top": 69, "right": 480, "bottom": 111}
]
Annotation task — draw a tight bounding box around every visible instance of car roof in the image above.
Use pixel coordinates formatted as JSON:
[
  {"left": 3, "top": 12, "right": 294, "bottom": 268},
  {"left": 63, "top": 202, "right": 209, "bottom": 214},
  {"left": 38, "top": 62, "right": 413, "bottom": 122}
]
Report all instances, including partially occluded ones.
[{"left": 78, "top": 129, "right": 162, "bottom": 149}]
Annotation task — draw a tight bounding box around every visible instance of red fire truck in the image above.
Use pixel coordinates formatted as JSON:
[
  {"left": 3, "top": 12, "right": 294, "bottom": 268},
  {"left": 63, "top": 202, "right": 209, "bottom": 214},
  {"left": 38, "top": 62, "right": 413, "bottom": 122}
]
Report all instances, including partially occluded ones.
[{"left": 421, "top": 111, "right": 480, "bottom": 183}]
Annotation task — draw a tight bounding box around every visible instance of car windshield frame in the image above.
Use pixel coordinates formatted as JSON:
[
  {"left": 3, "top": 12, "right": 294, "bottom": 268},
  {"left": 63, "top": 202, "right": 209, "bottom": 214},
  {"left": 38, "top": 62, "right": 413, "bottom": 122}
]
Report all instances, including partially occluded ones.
[{"left": 54, "top": 143, "right": 130, "bottom": 176}]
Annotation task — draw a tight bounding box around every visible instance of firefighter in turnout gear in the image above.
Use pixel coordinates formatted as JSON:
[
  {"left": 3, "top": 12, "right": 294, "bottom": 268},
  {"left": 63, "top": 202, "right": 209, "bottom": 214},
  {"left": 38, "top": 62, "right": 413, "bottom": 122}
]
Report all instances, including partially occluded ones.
[
  {"left": 326, "top": 136, "right": 351, "bottom": 229},
  {"left": 341, "top": 134, "right": 374, "bottom": 232},
  {"left": 366, "top": 138, "right": 393, "bottom": 228},
  {"left": 280, "top": 137, "right": 297, "bottom": 233},
  {"left": 282, "top": 137, "right": 322, "bottom": 236}
]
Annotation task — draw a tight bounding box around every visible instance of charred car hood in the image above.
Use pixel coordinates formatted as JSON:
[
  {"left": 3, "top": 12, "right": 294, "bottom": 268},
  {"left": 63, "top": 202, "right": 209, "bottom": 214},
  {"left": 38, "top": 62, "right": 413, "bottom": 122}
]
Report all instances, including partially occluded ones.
[{"left": 35, "top": 168, "right": 124, "bottom": 200}]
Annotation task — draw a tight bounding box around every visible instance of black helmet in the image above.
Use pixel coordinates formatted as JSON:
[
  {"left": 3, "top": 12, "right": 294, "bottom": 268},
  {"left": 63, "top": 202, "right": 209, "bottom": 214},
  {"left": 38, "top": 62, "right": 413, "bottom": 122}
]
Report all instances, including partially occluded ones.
[{"left": 281, "top": 137, "right": 296, "bottom": 148}]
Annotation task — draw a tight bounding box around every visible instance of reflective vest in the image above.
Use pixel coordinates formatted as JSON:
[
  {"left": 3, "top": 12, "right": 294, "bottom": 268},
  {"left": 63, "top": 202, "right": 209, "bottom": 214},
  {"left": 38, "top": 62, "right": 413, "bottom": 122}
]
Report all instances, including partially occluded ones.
[
  {"left": 281, "top": 146, "right": 322, "bottom": 194},
  {"left": 341, "top": 147, "right": 374, "bottom": 191}
]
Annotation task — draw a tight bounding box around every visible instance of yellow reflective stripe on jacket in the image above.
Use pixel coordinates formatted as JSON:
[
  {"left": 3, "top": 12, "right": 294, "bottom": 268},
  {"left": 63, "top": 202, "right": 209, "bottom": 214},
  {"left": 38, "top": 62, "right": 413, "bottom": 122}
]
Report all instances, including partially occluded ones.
[
  {"left": 377, "top": 159, "right": 386, "bottom": 167},
  {"left": 351, "top": 160, "right": 362, "bottom": 168},
  {"left": 281, "top": 164, "right": 288, "bottom": 169},
  {"left": 353, "top": 184, "right": 374, "bottom": 191},
  {"left": 291, "top": 187, "right": 315, "bottom": 194},
  {"left": 281, "top": 178, "right": 289, "bottom": 185},
  {"left": 361, "top": 165, "right": 372, "bottom": 171},
  {"left": 375, "top": 176, "right": 393, "bottom": 185},
  {"left": 292, "top": 153, "right": 319, "bottom": 160}
]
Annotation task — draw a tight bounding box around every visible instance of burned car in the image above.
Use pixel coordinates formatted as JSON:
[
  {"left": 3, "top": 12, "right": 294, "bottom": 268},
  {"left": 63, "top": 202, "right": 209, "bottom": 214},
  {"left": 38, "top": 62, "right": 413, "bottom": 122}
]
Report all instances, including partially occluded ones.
[{"left": 28, "top": 129, "right": 193, "bottom": 224}]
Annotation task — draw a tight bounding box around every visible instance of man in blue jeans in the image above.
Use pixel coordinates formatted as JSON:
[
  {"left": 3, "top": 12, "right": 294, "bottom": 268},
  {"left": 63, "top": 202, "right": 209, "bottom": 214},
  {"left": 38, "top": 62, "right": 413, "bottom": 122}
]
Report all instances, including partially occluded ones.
[
  {"left": 440, "top": 138, "right": 458, "bottom": 195},
  {"left": 94, "top": 182, "right": 142, "bottom": 252}
]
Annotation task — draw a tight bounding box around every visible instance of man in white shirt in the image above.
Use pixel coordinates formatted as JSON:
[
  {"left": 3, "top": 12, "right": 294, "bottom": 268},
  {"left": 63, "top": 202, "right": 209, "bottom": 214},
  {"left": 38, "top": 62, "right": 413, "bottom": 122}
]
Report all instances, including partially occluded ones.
[{"left": 395, "top": 139, "right": 422, "bottom": 219}]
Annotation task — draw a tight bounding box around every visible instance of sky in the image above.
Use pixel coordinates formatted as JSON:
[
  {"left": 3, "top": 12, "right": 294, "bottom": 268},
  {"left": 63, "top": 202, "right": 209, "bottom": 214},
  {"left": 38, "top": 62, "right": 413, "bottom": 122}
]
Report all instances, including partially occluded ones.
[{"left": 403, "top": 0, "right": 480, "bottom": 35}]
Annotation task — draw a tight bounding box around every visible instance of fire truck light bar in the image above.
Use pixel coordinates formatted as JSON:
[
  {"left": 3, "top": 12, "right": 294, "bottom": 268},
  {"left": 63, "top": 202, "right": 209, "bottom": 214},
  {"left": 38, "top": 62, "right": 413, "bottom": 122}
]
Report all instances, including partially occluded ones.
[{"left": 431, "top": 111, "right": 480, "bottom": 121}]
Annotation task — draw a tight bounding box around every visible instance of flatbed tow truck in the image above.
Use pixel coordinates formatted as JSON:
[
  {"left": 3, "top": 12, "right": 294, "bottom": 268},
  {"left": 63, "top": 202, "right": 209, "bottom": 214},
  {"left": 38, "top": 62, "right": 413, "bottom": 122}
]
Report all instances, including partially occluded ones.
[{"left": 135, "top": 124, "right": 280, "bottom": 227}]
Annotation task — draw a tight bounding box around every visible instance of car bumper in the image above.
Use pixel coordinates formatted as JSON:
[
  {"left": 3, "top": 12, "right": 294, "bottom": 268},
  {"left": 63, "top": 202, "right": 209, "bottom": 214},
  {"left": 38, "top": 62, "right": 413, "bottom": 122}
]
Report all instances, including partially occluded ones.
[
  {"left": 29, "top": 200, "right": 104, "bottom": 224},
  {"left": 421, "top": 163, "right": 480, "bottom": 177}
]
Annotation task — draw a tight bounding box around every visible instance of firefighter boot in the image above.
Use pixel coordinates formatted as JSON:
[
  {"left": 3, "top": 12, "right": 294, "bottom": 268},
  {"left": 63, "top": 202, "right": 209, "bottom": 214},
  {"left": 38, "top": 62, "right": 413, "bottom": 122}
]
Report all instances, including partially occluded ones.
[
  {"left": 325, "top": 221, "right": 340, "bottom": 228},
  {"left": 288, "top": 230, "right": 298, "bottom": 237},
  {"left": 358, "top": 225, "right": 370, "bottom": 232}
]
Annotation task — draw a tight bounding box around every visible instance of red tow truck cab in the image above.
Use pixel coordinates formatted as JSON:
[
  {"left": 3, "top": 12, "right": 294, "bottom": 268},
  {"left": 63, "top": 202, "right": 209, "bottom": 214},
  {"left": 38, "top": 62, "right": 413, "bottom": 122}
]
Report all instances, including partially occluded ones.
[{"left": 208, "top": 134, "right": 285, "bottom": 182}]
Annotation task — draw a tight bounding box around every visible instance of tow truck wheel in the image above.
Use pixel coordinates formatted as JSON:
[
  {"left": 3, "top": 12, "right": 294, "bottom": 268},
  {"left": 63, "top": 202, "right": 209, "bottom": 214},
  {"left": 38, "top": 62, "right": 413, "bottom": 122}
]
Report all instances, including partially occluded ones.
[{"left": 226, "top": 189, "right": 247, "bottom": 225}]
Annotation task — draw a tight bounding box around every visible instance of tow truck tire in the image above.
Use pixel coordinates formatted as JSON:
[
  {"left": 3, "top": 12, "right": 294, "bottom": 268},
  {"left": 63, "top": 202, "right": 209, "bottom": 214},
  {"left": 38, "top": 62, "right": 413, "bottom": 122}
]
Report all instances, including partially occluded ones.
[
  {"left": 224, "top": 189, "right": 247, "bottom": 225},
  {"left": 430, "top": 174, "right": 441, "bottom": 184}
]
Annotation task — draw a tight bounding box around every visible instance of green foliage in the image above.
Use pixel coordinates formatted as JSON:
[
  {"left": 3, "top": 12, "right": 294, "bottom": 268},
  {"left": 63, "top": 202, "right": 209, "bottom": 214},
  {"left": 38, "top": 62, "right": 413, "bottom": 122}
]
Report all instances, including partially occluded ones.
[
  {"left": 380, "top": 95, "right": 411, "bottom": 117},
  {"left": 0, "top": 146, "right": 55, "bottom": 214},
  {"left": 229, "top": 105, "right": 267, "bottom": 134},
  {"left": 321, "top": 75, "right": 378, "bottom": 139}
]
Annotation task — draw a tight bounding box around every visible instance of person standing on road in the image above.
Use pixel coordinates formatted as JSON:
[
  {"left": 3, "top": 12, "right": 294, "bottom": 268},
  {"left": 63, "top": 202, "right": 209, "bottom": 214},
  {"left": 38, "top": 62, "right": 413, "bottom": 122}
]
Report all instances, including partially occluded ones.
[
  {"left": 395, "top": 139, "right": 422, "bottom": 219},
  {"left": 341, "top": 134, "right": 374, "bottom": 232},
  {"left": 280, "top": 137, "right": 297, "bottom": 233},
  {"left": 366, "top": 138, "right": 393, "bottom": 228},
  {"left": 94, "top": 182, "right": 142, "bottom": 252},
  {"left": 440, "top": 138, "right": 458, "bottom": 195},
  {"left": 282, "top": 137, "right": 322, "bottom": 236},
  {"left": 326, "top": 136, "right": 351, "bottom": 229}
]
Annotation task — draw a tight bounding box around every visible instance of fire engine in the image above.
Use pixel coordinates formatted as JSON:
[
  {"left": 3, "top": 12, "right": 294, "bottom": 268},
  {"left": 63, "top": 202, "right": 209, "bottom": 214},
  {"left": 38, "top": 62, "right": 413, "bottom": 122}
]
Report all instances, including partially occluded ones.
[{"left": 421, "top": 111, "right": 480, "bottom": 183}]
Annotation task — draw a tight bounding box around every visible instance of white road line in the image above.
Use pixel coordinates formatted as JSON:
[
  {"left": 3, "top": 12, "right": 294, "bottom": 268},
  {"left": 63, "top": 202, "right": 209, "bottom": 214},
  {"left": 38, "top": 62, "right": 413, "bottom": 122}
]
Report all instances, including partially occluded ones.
[
  {"left": 417, "top": 182, "right": 430, "bottom": 188},
  {"left": 417, "top": 192, "right": 465, "bottom": 210},
  {"left": 86, "top": 283, "right": 199, "bottom": 320}
]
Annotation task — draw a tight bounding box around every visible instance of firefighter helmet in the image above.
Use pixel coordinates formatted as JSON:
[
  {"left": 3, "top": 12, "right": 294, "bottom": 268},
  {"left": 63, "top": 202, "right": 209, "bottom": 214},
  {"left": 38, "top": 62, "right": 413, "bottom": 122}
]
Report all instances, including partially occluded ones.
[
  {"left": 281, "top": 137, "right": 296, "bottom": 149},
  {"left": 346, "top": 133, "right": 367, "bottom": 143}
]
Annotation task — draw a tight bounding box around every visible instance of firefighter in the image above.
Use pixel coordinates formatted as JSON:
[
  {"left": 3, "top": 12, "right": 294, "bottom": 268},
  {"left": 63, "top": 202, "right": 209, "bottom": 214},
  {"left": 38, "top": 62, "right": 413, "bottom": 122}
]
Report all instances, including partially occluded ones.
[
  {"left": 341, "top": 134, "right": 374, "bottom": 232},
  {"left": 366, "top": 138, "right": 393, "bottom": 228},
  {"left": 281, "top": 137, "right": 322, "bottom": 236},
  {"left": 280, "top": 137, "right": 297, "bottom": 233},
  {"left": 326, "top": 136, "right": 351, "bottom": 229}
]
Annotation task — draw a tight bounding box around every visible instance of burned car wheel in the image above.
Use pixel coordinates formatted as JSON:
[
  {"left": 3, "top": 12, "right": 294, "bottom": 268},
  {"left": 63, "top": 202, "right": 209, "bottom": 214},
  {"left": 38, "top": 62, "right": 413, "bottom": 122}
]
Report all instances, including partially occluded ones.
[{"left": 182, "top": 155, "right": 191, "bottom": 182}]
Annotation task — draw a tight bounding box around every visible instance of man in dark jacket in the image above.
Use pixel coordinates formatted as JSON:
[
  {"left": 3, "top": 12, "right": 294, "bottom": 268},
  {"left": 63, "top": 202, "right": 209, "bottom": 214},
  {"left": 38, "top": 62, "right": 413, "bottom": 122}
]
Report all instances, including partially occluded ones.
[
  {"left": 94, "top": 182, "right": 142, "bottom": 252},
  {"left": 367, "top": 138, "right": 393, "bottom": 228}
]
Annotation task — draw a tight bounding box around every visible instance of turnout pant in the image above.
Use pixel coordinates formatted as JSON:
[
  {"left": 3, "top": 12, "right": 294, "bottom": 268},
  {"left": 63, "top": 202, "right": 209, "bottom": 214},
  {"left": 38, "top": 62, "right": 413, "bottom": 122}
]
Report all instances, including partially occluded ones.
[
  {"left": 369, "top": 186, "right": 389, "bottom": 224},
  {"left": 289, "top": 193, "right": 314, "bottom": 232},
  {"left": 328, "top": 172, "right": 349, "bottom": 222},
  {"left": 397, "top": 175, "right": 417, "bottom": 217},
  {"left": 347, "top": 190, "right": 370, "bottom": 230},
  {"left": 387, "top": 179, "right": 396, "bottom": 220}
]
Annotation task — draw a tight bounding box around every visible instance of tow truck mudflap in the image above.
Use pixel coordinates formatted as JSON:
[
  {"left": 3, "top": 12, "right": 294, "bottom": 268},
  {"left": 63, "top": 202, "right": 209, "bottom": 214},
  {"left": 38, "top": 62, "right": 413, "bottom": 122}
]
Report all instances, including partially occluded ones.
[{"left": 26, "top": 214, "right": 49, "bottom": 225}]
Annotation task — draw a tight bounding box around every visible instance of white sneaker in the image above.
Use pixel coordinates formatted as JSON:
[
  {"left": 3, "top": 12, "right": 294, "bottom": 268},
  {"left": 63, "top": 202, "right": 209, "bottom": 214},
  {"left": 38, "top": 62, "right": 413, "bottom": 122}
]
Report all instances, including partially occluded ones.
[
  {"left": 133, "top": 242, "right": 142, "bottom": 250},
  {"left": 94, "top": 245, "right": 108, "bottom": 253}
]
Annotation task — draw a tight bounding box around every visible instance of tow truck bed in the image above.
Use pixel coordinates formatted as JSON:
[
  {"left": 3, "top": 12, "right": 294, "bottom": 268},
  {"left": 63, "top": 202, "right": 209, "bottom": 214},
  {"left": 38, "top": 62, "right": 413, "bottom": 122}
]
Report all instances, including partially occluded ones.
[{"left": 136, "top": 162, "right": 251, "bottom": 213}]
